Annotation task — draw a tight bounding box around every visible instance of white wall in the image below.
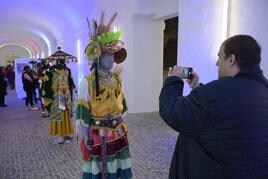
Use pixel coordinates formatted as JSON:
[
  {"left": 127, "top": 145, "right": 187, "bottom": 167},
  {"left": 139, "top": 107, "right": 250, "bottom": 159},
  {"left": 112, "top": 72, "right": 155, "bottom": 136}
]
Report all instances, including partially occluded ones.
[
  {"left": 130, "top": 0, "right": 178, "bottom": 113},
  {"left": 137, "top": 0, "right": 178, "bottom": 18},
  {"left": 229, "top": 0, "right": 268, "bottom": 77},
  {"left": 130, "top": 14, "right": 164, "bottom": 112},
  {"left": 178, "top": 0, "right": 224, "bottom": 94},
  {"left": 178, "top": 0, "right": 268, "bottom": 97}
]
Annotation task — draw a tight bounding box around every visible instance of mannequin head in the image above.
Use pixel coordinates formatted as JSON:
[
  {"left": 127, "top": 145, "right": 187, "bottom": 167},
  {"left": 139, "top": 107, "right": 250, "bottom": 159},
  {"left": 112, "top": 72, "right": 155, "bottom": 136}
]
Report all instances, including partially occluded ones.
[{"left": 99, "top": 53, "right": 114, "bottom": 72}]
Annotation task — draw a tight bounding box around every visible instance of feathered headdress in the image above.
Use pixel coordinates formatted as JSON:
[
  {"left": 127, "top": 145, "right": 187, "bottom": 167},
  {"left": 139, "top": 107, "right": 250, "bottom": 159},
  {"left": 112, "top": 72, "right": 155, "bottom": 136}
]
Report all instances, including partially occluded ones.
[{"left": 85, "top": 11, "right": 127, "bottom": 64}]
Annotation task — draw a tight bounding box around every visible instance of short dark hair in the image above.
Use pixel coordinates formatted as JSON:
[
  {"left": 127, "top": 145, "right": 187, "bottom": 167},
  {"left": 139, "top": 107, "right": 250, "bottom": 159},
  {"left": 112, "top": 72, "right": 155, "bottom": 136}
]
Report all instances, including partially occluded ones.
[
  {"left": 23, "top": 66, "right": 30, "bottom": 71},
  {"left": 223, "top": 35, "right": 261, "bottom": 69}
]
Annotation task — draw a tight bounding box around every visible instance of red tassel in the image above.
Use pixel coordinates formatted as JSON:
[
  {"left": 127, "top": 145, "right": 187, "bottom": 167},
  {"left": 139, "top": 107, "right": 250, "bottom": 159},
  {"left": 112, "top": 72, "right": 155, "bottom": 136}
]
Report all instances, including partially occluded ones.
[{"left": 80, "top": 137, "right": 91, "bottom": 161}]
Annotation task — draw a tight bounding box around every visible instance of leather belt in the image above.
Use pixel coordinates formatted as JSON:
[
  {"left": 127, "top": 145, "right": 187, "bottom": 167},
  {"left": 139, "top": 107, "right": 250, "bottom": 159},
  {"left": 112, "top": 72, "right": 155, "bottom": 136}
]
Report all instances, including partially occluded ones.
[{"left": 92, "top": 115, "right": 122, "bottom": 129}]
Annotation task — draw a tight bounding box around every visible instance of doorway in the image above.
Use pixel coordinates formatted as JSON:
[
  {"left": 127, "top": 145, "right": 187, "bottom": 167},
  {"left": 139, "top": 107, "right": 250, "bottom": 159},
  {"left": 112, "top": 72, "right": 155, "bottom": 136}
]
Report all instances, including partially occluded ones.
[{"left": 163, "top": 17, "right": 178, "bottom": 79}]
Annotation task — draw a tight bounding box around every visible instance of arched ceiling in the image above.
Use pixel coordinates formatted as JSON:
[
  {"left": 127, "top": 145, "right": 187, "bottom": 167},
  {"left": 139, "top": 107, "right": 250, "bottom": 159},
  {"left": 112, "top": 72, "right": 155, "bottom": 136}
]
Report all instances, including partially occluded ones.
[{"left": 0, "top": 0, "right": 96, "bottom": 60}]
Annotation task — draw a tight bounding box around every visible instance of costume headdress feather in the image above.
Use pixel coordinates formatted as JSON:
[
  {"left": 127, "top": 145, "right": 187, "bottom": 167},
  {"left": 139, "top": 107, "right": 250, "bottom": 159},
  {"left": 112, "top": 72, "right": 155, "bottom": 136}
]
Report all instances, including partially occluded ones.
[
  {"left": 98, "top": 11, "right": 106, "bottom": 34},
  {"left": 106, "top": 13, "right": 118, "bottom": 33},
  {"left": 93, "top": 20, "right": 98, "bottom": 39},
  {"left": 86, "top": 17, "right": 92, "bottom": 38}
]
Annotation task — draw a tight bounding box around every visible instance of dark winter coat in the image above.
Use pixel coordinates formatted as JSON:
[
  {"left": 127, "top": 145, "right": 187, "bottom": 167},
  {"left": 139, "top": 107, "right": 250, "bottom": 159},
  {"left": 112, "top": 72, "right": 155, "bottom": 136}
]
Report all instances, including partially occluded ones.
[
  {"left": 0, "top": 74, "right": 7, "bottom": 96},
  {"left": 159, "top": 66, "right": 268, "bottom": 179},
  {"left": 7, "top": 70, "right": 15, "bottom": 82}
]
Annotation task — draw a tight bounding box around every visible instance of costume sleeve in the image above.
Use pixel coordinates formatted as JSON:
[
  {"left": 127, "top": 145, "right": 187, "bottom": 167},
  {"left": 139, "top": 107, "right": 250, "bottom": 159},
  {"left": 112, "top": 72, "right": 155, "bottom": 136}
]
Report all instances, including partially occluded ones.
[
  {"left": 68, "top": 69, "right": 76, "bottom": 89},
  {"left": 67, "top": 68, "right": 76, "bottom": 101},
  {"left": 75, "top": 78, "right": 93, "bottom": 126},
  {"left": 159, "top": 76, "right": 208, "bottom": 137},
  {"left": 114, "top": 73, "right": 128, "bottom": 114},
  {"left": 41, "top": 71, "right": 54, "bottom": 112}
]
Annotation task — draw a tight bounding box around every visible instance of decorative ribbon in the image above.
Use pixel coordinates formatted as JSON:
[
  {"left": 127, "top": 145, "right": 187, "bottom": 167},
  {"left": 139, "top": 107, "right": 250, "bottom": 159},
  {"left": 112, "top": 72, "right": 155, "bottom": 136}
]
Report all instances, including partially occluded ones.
[{"left": 101, "top": 130, "right": 107, "bottom": 179}]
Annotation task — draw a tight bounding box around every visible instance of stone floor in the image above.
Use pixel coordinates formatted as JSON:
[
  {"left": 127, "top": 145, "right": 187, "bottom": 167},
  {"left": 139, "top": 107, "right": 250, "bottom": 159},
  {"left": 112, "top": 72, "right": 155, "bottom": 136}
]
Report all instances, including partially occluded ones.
[{"left": 0, "top": 89, "right": 178, "bottom": 179}]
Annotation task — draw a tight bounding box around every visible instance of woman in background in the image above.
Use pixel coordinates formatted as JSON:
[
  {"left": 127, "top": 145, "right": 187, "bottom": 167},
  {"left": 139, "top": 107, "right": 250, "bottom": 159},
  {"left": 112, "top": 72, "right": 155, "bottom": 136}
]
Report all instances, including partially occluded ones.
[{"left": 21, "top": 66, "right": 38, "bottom": 110}]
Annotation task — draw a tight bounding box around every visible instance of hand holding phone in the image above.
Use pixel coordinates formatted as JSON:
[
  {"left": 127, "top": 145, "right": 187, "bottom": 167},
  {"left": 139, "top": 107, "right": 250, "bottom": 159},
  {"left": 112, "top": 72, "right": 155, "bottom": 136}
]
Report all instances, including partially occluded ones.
[
  {"left": 168, "top": 66, "right": 199, "bottom": 88},
  {"left": 168, "top": 66, "right": 193, "bottom": 79},
  {"left": 181, "top": 67, "right": 193, "bottom": 79}
]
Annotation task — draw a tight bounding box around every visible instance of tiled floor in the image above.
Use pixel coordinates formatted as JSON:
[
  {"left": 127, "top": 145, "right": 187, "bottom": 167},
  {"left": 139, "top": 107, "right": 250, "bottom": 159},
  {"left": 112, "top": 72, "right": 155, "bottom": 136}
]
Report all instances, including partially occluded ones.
[{"left": 0, "top": 89, "right": 178, "bottom": 179}]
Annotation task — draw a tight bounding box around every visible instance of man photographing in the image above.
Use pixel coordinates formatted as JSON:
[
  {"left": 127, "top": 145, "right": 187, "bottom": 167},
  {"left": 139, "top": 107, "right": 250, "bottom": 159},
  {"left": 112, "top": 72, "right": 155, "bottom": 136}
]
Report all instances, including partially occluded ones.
[{"left": 159, "top": 35, "right": 268, "bottom": 179}]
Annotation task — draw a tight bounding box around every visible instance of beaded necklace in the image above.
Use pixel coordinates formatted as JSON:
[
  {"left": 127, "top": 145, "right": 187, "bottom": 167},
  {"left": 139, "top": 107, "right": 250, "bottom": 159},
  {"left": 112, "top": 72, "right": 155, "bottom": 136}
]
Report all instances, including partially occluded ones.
[{"left": 98, "top": 70, "right": 114, "bottom": 88}]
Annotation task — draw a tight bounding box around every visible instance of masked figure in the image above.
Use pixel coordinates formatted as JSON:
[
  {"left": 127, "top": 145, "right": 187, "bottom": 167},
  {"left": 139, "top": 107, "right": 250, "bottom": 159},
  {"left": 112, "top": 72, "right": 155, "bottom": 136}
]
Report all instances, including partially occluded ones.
[{"left": 75, "top": 12, "right": 132, "bottom": 179}]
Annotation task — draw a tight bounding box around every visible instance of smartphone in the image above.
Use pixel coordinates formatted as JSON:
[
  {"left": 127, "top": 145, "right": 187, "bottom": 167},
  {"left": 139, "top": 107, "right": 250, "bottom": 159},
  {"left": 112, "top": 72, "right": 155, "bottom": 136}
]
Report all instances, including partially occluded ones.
[{"left": 181, "top": 67, "right": 193, "bottom": 79}]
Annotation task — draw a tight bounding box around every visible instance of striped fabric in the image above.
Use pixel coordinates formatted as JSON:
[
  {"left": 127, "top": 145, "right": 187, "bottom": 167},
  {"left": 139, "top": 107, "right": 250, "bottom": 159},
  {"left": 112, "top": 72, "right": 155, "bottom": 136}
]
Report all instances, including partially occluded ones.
[
  {"left": 82, "top": 148, "right": 132, "bottom": 178},
  {"left": 82, "top": 168, "right": 132, "bottom": 179},
  {"left": 59, "top": 87, "right": 71, "bottom": 110},
  {"left": 50, "top": 69, "right": 71, "bottom": 121},
  {"left": 49, "top": 69, "right": 74, "bottom": 136},
  {"left": 49, "top": 89, "right": 62, "bottom": 121}
]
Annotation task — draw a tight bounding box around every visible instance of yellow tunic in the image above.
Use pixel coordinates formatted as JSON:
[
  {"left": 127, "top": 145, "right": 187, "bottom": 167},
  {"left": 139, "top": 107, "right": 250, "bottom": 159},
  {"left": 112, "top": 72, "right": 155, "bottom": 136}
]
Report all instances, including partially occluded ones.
[{"left": 88, "top": 73, "right": 126, "bottom": 118}]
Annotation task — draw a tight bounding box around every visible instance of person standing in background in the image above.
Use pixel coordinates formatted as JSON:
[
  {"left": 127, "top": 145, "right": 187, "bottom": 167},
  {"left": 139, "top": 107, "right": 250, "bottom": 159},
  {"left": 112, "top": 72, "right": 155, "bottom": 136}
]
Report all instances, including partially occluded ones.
[
  {"left": 22, "top": 66, "right": 38, "bottom": 110},
  {"left": 0, "top": 67, "right": 8, "bottom": 107},
  {"left": 36, "top": 63, "right": 49, "bottom": 117},
  {"left": 6, "top": 65, "right": 15, "bottom": 89}
]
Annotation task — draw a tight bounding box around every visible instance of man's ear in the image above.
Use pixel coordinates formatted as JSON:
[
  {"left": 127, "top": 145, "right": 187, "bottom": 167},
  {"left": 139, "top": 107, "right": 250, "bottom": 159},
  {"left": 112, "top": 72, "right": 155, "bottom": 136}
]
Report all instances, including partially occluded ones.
[{"left": 228, "top": 54, "right": 236, "bottom": 67}]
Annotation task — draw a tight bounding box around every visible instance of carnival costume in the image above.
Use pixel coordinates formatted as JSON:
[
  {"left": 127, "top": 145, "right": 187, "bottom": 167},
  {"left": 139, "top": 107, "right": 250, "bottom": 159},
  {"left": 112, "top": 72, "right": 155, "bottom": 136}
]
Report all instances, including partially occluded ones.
[
  {"left": 76, "top": 12, "right": 132, "bottom": 179},
  {"left": 41, "top": 61, "right": 76, "bottom": 141}
]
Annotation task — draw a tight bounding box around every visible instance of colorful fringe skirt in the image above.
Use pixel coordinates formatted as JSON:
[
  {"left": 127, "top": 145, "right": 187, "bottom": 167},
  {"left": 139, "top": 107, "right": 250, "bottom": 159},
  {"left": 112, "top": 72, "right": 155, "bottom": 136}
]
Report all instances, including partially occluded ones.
[{"left": 80, "top": 122, "right": 132, "bottom": 179}]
